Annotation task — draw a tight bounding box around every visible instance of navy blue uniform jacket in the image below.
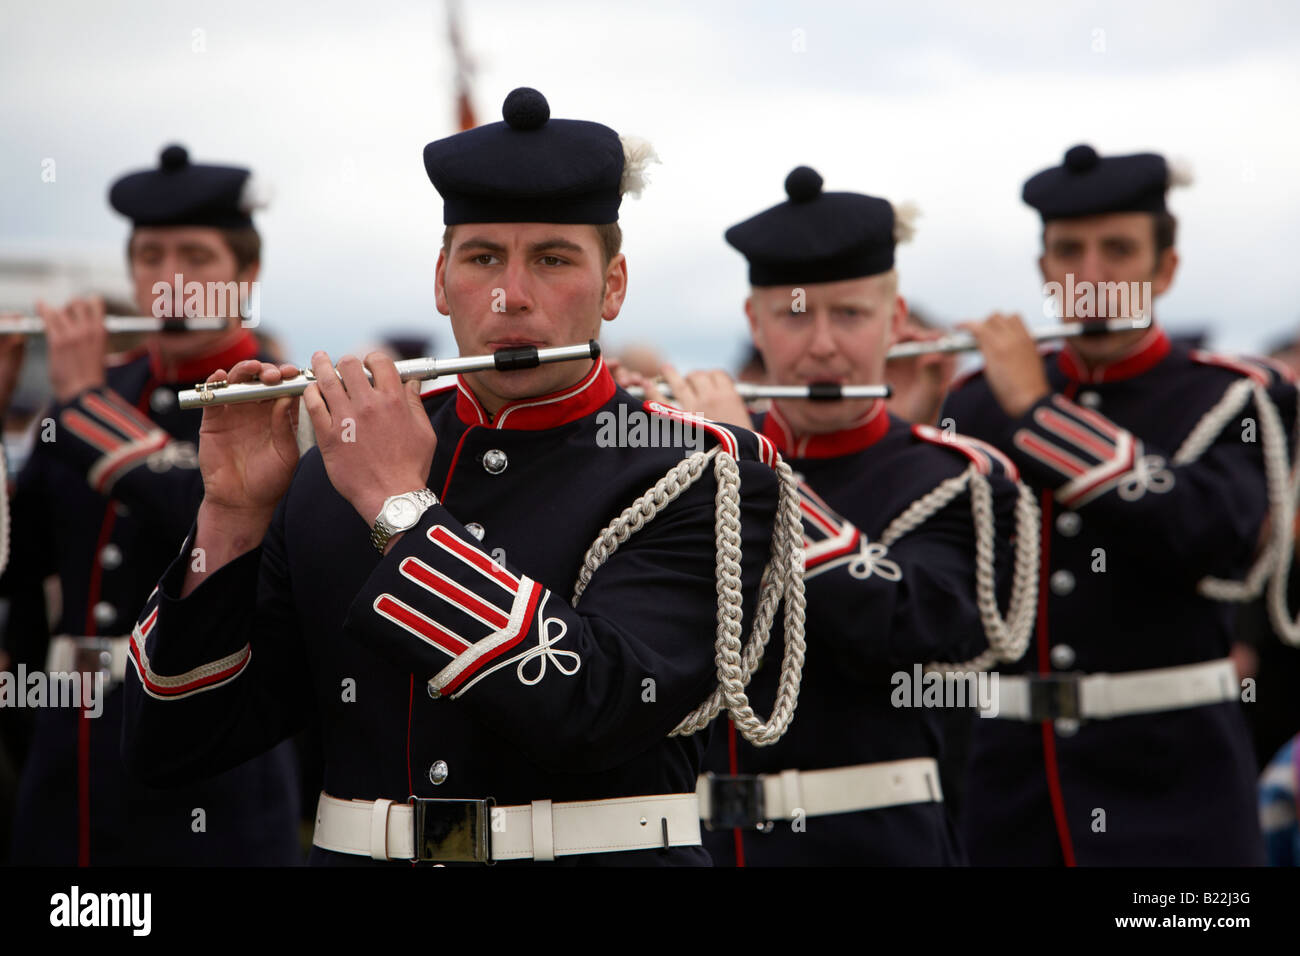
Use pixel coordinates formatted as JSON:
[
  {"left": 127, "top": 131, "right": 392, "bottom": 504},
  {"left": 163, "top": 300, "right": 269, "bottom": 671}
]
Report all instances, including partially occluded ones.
[
  {"left": 942, "top": 325, "right": 1297, "bottom": 865},
  {"left": 3, "top": 331, "right": 300, "bottom": 865},
  {"left": 121, "top": 359, "right": 782, "bottom": 865}
]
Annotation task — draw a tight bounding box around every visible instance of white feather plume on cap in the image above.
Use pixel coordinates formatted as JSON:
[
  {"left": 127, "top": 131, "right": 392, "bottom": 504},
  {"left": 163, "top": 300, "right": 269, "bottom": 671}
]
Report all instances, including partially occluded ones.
[
  {"left": 619, "top": 136, "right": 660, "bottom": 198},
  {"left": 238, "top": 173, "right": 274, "bottom": 214},
  {"left": 892, "top": 201, "right": 921, "bottom": 243},
  {"left": 1166, "top": 156, "right": 1195, "bottom": 189}
]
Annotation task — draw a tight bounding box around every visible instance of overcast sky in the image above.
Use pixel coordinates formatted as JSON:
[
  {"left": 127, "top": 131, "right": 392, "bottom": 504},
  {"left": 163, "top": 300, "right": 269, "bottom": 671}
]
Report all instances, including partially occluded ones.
[{"left": 2, "top": 0, "right": 1298, "bottom": 370}]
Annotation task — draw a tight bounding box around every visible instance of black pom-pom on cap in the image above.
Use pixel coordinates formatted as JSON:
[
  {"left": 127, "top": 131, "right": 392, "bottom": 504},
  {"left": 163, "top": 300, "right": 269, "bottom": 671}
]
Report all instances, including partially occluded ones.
[
  {"left": 503, "top": 88, "right": 550, "bottom": 131},
  {"left": 1063, "top": 144, "right": 1100, "bottom": 174},
  {"left": 785, "top": 166, "right": 824, "bottom": 203},
  {"left": 159, "top": 144, "right": 190, "bottom": 172}
]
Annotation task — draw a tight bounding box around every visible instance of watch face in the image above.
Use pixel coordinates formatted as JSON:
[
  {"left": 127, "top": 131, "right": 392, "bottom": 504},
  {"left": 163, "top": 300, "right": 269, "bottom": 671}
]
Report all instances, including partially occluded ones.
[{"left": 385, "top": 497, "right": 420, "bottom": 529}]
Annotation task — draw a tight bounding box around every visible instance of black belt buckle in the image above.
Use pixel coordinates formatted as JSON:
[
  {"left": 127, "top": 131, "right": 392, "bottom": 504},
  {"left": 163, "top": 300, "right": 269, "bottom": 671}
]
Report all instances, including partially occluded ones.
[
  {"left": 704, "top": 773, "right": 766, "bottom": 830},
  {"left": 1027, "top": 673, "right": 1082, "bottom": 722},
  {"left": 409, "top": 797, "right": 494, "bottom": 863}
]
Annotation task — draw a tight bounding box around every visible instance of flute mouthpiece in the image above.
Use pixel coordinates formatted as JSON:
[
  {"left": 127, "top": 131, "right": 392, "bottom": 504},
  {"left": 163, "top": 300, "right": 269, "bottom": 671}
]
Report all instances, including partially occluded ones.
[{"left": 492, "top": 345, "right": 542, "bottom": 371}]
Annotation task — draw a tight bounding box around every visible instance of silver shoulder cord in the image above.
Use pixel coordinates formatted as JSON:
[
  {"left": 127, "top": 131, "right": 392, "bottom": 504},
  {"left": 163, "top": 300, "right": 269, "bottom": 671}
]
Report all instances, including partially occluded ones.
[
  {"left": 570, "top": 444, "right": 808, "bottom": 746},
  {"left": 1178, "top": 375, "right": 1300, "bottom": 645}
]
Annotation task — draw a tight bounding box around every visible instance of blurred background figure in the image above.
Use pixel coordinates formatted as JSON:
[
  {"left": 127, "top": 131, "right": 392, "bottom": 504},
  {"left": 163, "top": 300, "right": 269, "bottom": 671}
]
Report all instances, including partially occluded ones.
[
  {"left": 1259, "top": 731, "right": 1300, "bottom": 866},
  {"left": 1, "top": 145, "right": 303, "bottom": 866},
  {"left": 1234, "top": 327, "right": 1300, "bottom": 775}
]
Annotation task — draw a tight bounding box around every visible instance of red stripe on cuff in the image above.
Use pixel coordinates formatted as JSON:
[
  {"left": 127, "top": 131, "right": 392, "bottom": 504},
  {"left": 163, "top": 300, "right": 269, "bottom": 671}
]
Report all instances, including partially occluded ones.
[
  {"left": 1035, "top": 408, "right": 1115, "bottom": 461},
  {"left": 82, "top": 391, "right": 151, "bottom": 440},
  {"left": 429, "top": 526, "right": 519, "bottom": 590},
  {"left": 129, "top": 640, "right": 251, "bottom": 697},
  {"left": 63, "top": 410, "right": 125, "bottom": 454},
  {"left": 400, "top": 559, "right": 511, "bottom": 629},
  {"left": 1051, "top": 395, "right": 1122, "bottom": 439},
  {"left": 375, "top": 594, "right": 472, "bottom": 656},
  {"left": 1014, "top": 431, "right": 1089, "bottom": 477},
  {"left": 104, "top": 387, "right": 153, "bottom": 420}
]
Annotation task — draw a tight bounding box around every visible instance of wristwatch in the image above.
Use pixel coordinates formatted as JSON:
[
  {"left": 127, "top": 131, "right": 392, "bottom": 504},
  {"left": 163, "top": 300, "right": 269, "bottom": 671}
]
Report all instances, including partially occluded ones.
[{"left": 370, "top": 489, "right": 440, "bottom": 554}]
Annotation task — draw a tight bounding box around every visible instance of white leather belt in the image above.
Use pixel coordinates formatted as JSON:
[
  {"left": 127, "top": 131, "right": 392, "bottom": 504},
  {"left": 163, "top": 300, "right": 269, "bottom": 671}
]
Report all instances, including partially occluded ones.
[
  {"left": 984, "top": 657, "right": 1239, "bottom": 721},
  {"left": 697, "top": 757, "right": 942, "bottom": 827},
  {"left": 46, "top": 635, "right": 130, "bottom": 684},
  {"left": 313, "top": 791, "right": 702, "bottom": 863}
]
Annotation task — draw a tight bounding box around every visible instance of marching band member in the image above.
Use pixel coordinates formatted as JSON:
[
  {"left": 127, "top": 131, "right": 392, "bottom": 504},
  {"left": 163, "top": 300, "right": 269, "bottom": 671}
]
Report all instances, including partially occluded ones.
[
  {"left": 120, "top": 88, "right": 802, "bottom": 865},
  {"left": 2, "top": 145, "right": 301, "bottom": 864},
  {"left": 943, "top": 144, "right": 1299, "bottom": 865},
  {"left": 631, "top": 167, "right": 1037, "bottom": 864}
]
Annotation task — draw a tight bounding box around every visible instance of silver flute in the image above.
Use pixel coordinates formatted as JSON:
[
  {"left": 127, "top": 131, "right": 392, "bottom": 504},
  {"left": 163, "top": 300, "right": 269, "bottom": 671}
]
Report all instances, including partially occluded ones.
[
  {"left": 885, "top": 315, "right": 1152, "bottom": 359},
  {"left": 627, "top": 382, "right": 891, "bottom": 401},
  {"left": 178, "top": 340, "right": 602, "bottom": 410},
  {"left": 626, "top": 316, "right": 1149, "bottom": 401},
  {"left": 0, "top": 316, "right": 229, "bottom": 335}
]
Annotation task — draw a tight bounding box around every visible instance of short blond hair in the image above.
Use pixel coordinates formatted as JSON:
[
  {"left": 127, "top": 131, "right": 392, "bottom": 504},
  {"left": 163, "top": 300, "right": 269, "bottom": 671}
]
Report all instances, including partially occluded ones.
[{"left": 878, "top": 268, "right": 899, "bottom": 298}]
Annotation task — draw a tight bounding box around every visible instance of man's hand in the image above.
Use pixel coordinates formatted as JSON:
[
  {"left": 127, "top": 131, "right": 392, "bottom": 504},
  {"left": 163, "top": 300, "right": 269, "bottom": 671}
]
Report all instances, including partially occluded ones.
[
  {"left": 612, "top": 359, "right": 754, "bottom": 428},
  {"left": 656, "top": 365, "right": 754, "bottom": 430},
  {"left": 38, "top": 297, "right": 108, "bottom": 402},
  {"left": 198, "top": 359, "right": 303, "bottom": 517},
  {"left": 301, "top": 351, "right": 437, "bottom": 528},
  {"left": 886, "top": 321, "right": 957, "bottom": 425},
  {"left": 955, "top": 312, "right": 1050, "bottom": 419},
  {"left": 184, "top": 359, "right": 303, "bottom": 597},
  {"left": 609, "top": 358, "right": 668, "bottom": 403}
]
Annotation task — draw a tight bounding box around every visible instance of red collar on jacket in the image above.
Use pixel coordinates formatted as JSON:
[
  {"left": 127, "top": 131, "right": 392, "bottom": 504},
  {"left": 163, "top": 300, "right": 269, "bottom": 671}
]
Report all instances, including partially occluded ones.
[
  {"left": 454, "top": 357, "right": 614, "bottom": 430},
  {"left": 1057, "top": 324, "right": 1171, "bottom": 384},
  {"left": 760, "top": 398, "right": 890, "bottom": 459},
  {"left": 148, "top": 328, "right": 260, "bottom": 384}
]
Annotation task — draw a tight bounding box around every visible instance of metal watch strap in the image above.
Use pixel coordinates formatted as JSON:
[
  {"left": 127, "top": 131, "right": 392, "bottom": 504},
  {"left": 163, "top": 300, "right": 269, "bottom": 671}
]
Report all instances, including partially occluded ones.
[{"left": 371, "top": 489, "right": 439, "bottom": 553}]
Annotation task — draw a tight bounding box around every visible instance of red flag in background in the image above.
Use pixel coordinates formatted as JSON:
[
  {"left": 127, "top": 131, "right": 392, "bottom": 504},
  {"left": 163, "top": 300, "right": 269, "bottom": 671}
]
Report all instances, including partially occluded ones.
[
  {"left": 456, "top": 90, "right": 476, "bottom": 132},
  {"left": 447, "top": 0, "right": 477, "bottom": 130}
]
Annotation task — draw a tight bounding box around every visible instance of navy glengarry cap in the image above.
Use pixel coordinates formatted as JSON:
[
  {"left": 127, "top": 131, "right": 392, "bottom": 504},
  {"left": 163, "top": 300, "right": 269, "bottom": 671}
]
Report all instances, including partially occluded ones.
[
  {"left": 109, "top": 144, "right": 266, "bottom": 229},
  {"left": 424, "top": 87, "right": 636, "bottom": 225},
  {"left": 1022, "top": 144, "right": 1190, "bottom": 222},
  {"left": 725, "top": 167, "right": 907, "bottom": 286}
]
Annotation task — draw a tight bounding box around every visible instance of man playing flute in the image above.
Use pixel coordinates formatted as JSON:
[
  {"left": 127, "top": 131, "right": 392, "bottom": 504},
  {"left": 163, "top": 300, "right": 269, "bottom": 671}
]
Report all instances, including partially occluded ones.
[
  {"left": 626, "top": 167, "right": 1036, "bottom": 864},
  {"left": 944, "top": 144, "right": 1298, "bottom": 865},
  {"left": 2, "top": 145, "right": 300, "bottom": 864},
  {"left": 121, "top": 88, "right": 796, "bottom": 865}
]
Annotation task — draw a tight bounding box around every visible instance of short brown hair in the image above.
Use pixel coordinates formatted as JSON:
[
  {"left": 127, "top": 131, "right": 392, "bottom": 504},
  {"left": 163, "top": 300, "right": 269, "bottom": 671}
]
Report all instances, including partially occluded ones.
[
  {"left": 1153, "top": 211, "right": 1177, "bottom": 256},
  {"left": 1040, "top": 211, "right": 1178, "bottom": 260},
  {"left": 441, "top": 222, "right": 622, "bottom": 266},
  {"left": 127, "top": 226, "right": 261, "bottom": 273},
  {"left": 218, "top": 227, "right": 262, "bottom": 272}
]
